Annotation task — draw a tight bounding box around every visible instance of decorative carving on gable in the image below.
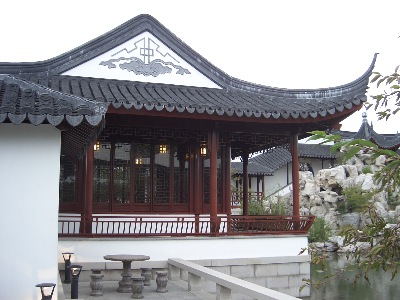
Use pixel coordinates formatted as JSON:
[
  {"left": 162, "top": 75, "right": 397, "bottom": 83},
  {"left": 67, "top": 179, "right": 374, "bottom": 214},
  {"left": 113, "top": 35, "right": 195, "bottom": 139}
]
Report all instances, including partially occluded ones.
[{"left": 99, "top": 37, "right": 190, "bottom": 77}]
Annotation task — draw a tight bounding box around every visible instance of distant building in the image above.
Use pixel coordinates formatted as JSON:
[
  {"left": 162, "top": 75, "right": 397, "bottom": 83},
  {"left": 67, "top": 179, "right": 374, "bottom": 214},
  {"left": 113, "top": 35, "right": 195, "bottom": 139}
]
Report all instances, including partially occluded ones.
[{"left": 232, "top": 113, "right": 399, "bottom": 197}]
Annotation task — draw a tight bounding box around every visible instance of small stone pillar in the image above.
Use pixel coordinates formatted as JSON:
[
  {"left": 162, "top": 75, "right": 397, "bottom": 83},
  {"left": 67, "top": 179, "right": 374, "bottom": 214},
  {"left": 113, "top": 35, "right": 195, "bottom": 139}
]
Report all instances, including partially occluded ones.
[
  {"left": 156, "top": 270, "right": 168, "bottom": 293},
  {"left": 188, "top": 272, "right": 201, "bottom": 292},
  {"left": 141, "top": 268, "right": 152, "bottom": 286},
  {"left": 90, "top": 269, "right": 104, "bottom": 296},
  {"left": 131, "top": 276, "right": 145, "bottom": 299}
]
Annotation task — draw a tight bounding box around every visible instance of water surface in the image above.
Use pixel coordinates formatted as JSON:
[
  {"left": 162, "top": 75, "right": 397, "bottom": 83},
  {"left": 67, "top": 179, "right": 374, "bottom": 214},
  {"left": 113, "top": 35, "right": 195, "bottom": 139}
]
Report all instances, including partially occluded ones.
[{"left": 304, "top": 254, "right": 400, "bottom": 300}]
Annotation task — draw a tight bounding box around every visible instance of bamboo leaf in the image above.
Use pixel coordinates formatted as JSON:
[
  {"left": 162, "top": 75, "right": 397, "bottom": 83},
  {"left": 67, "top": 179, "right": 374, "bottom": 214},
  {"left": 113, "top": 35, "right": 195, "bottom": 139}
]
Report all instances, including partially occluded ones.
[{"left": 370, "top": 74, "right": 381, "bottom": 83}]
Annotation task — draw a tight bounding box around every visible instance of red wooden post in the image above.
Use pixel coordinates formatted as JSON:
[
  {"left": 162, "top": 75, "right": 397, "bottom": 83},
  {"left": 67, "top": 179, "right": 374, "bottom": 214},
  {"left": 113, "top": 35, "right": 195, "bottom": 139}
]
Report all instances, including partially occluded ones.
[
  {"left": 192, "top": 144, "right": 201, "bottom": 233},
  {"left": 242, "top": 148, "right": 249, "bottom": 216},
  {"left": 261, "top": 175, "right": 265, "bottom": 197},
  {"left": 85, "top": 144, "right": 94, "bottom": 234},
  {"left": 78, "top": 156, "right": 86, "bottom": 234},
  {"left": 224, "top": 145, "right": 232, "bottom": 231},
  {"left": 290, "top": 130, "right": 300, "bottom": 228},
  {"left": 209, "top": 130, "right": 219, "bottom": 233}
]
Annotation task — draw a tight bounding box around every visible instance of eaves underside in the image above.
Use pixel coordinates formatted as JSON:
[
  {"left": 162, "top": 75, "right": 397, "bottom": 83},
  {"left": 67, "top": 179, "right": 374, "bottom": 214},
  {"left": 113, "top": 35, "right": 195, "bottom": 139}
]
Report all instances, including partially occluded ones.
[{"left": 107, "top": 104, "right": 359, "bottom": 126}]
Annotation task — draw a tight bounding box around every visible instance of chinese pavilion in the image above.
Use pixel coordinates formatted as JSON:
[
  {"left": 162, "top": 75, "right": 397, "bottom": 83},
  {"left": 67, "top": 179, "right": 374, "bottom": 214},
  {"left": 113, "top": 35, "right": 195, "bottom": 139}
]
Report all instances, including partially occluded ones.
[
  {"left": 0, "top": 14, "right": 375, "bottom": 236},
  {"left": 0, "top": 14, "right": 376, "bottom": 300}
]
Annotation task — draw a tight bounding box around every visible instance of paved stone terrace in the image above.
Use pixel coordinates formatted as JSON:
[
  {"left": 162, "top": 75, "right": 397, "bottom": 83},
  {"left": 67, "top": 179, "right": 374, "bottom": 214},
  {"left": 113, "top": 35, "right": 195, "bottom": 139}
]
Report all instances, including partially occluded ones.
[{"left": 60, "top": 278, "right": 213, "bottom": 300}]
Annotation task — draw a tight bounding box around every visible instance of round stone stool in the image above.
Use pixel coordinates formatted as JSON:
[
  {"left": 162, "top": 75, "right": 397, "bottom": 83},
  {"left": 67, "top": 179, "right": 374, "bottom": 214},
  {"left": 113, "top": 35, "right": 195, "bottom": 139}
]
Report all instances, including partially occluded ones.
[
  {"left": 90, "top": 269, "right": 104, "bottom": 296},
  {"left": 131, "top": 276, "right": 145, "bottom": 299},
  {"left": 141, "top": 268, "right": 152, "bottom": 286},
  {"left": 156, "top": 270, "right": 168, "bottom": 293}
]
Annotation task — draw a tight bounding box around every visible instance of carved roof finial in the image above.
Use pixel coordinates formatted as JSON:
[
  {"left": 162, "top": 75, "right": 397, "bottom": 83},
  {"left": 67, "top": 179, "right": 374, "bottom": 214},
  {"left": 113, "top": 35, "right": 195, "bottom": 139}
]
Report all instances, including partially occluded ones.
[{"left": 362, "top": 112, "right": 368, "bottom": 122}]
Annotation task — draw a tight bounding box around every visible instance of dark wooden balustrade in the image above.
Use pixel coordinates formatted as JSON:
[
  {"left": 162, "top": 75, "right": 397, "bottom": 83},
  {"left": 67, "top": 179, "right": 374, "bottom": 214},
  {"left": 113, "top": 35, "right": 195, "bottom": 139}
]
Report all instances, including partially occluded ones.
[
  {"left": 58, "top": 215, "right": 314, "bottom": 237},
  {"left": 231, "top": 192, "right": 264, "bottom": 208}
]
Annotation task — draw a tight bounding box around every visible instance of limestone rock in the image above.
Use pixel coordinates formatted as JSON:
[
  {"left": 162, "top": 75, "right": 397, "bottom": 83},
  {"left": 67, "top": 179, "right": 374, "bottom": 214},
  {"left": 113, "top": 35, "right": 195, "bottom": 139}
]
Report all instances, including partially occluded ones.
[
  {"left": 395, "top": 205, "right": 400, "bottom": 217},
  {"left": 338, "top": 212, "right": 360, "bottom": 228},
  {"left": 310, "top": 206, "right": 328, "bottom": 218},
  {"left": 374, "top": 202, "right": 388, "bottom": 218}
]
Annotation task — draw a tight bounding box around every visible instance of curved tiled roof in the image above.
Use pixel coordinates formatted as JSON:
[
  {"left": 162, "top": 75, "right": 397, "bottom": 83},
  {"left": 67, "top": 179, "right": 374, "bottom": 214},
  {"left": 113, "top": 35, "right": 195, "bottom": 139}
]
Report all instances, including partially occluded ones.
[
  {"left": 0, "top": 14, "right": 376, "bottom": 123},
  {"left": 338, "top": 114, "right": 400, "bottom": 150},
  {"left": 0, "top": 75, "right": 106, "bottom": 126},
  {"left": 298, "top": 144, "right": 337, "bottom": 158},
  {"left": 231, "top": 161, "right": 274, "bottom": 176},
  {"left": 18, "top": 74, "right": 372, "bottom": 122},
  {"left": 240, "top": 144, "right": 336, "bottom": 173},
  {"left": 0, "top": 74, "right": 107, "bottom": 157}
]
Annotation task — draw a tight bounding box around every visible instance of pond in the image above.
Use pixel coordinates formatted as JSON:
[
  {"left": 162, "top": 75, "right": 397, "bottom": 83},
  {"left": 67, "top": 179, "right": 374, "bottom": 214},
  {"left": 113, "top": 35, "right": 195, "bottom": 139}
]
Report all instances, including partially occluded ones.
[{"left": 302, "top": 253, "right": 400, "bottom": 300}]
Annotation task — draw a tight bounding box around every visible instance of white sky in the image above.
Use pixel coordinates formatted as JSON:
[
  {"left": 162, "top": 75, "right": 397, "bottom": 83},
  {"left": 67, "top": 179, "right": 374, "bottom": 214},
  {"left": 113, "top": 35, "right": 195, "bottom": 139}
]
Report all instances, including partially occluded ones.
[{"left": 0, "top": 0, "right": 399, "bottom": 134}]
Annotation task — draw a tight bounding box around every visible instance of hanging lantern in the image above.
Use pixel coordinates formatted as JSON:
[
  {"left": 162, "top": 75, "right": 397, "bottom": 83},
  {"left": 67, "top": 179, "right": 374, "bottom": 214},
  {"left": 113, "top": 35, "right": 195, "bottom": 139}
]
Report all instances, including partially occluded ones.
[
  {"left": 93, "top": 141, "right": 100, "bottom": 151},
  {"left": 200, "top": 143, "right": 207, "bottom": 157},
  {"left": 159, "top": 144, "right": 168, "bottom": 154},
  {"left": 135, "top": 158, "right": 143, "bottom": 165}
]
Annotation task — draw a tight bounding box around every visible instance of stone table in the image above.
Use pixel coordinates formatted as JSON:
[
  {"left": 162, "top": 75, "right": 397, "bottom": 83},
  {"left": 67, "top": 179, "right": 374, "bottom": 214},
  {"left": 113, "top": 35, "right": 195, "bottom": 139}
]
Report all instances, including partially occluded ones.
[{"left": 103, "top": 254, "right": 150, "bottom": 293}]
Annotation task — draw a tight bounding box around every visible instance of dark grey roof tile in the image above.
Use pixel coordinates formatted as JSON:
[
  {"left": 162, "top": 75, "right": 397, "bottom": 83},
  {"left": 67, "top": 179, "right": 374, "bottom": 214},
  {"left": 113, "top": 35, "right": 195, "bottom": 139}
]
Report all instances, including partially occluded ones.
[
  {"left": 0, "top": 74, "right": 106, "bottom": 127},
  {"left": 231, "top": 161, "right": 274, "bottom": 176}
]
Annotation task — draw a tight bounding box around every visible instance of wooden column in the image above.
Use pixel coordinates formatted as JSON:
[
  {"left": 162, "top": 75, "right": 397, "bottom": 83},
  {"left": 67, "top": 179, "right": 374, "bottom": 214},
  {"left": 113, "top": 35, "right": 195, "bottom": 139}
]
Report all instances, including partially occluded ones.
[
  {"left": 242, "top": 148, "right": 249, "bottom": 216},
  {"left": 191, "top": 144, "right": 201, "bottom": 233},
  {"left": 261, "top": 175, "right": 265, "bottom": 197},
  {"left": 209, "top": 130, "right": 219, "bottom": 232},
  {"left": 84, "top": 144, "right": 94, "bottom": 234},
  {"left": 290, "top": 130, "right": 300, "bottom": 218},
  {"left": 224, "top": 145, "right": 232, "bottom": 217}
]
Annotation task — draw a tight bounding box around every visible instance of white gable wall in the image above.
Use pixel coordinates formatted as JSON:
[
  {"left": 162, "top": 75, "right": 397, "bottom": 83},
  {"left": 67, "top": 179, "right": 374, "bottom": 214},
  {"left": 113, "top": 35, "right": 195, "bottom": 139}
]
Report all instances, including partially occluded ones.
[
  {"left": 0, "top": 124, "right": 61, "bottom": 300},
  {"left": 63, "top": 31, "right": 221, "bottom": 89}
]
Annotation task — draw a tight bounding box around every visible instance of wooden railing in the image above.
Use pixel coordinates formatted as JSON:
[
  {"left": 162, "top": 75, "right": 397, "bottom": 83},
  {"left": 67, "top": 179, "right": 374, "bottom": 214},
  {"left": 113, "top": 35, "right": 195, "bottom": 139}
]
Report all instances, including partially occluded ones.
[
  {"left": 58, "top": 214, "right": 314, "bottom": 237},
  {"left": 231, "top": 192, "right": 264, "bottom": 208}
]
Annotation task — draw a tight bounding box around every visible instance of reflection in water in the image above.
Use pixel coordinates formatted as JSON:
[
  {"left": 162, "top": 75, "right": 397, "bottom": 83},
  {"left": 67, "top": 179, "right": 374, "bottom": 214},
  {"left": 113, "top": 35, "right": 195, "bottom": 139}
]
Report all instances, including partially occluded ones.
[{"left": 303, "top": 254, "right": 400, "bottom": 300}]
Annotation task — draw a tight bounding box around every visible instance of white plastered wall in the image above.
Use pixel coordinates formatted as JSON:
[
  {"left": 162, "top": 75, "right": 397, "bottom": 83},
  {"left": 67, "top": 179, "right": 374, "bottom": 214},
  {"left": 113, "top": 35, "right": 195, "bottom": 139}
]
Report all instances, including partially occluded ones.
[
  {"left": 59, "top": 235, "right": 309, "bottom": 263},
  {"left": 0, "top": 124, "right": 61, "bottom": 300}
]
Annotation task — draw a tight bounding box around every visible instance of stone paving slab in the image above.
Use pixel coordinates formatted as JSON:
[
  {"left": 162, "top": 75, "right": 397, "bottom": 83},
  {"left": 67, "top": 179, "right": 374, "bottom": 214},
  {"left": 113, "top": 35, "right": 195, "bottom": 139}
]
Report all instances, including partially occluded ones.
[{"left": 62, "top": 279, "right": 206, "bottom": 300}]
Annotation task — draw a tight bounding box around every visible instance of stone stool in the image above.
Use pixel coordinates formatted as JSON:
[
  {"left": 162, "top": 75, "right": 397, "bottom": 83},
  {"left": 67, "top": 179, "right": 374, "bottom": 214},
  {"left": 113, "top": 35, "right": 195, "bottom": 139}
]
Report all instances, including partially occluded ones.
[
  {"left": 131, "top": 276, "right": 145, "bottom": 299},
  {"left": 90, "top": 269, "right": 104, "bottom": 296},
  {"left": 141, "top": 268, "right": 152, "bottom": 286},
  {"left": 156, "top": 270, "right": 168, "bottom": 293}
]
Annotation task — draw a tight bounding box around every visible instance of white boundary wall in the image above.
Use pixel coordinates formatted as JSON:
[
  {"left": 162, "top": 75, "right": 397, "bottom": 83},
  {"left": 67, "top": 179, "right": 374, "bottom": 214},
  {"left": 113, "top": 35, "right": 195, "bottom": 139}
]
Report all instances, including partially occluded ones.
[
  {"left": 0, "top": 124, "right": 61, "bottom": 300},
  {"left": 58, "top": 235, "right": 308, "bottom": 262}
]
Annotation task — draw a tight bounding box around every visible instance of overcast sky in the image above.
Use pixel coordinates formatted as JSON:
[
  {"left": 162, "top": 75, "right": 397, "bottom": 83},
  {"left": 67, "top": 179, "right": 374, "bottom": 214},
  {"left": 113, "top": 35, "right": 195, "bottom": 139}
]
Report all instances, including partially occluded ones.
[{"left": 1, "top": 0, "right": 399, "bottom": 134}]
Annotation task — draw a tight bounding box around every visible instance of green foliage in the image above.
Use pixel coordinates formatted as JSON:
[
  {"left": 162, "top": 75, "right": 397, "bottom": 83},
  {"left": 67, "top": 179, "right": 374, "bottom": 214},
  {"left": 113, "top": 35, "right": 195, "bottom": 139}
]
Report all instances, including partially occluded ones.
[
  {"left": 337, "top": 185, "right": 375, "bottom": 214},
  {"left": 387, "top": 192, "right": 400, "bottom": 210},
  {"left": 362, "top": 166, "right": 372, "bottom": 174},
  {"left": 340, "top": 207, "right": 400, "bottom": 283},
  {"left": 308, "top": 217, "right": 332, "bottom": 243},
  {"left": 265, "top": 198, "right": 286, "bottom": 215},
  {"left": 368, "top": 65, "right": 400, "bottom": 121},
  {"left": 243, "top": 199, "right": 267, "bottom": 215},
  {"left": 249, "top": 200, "right": 266, "bottom": 215}
]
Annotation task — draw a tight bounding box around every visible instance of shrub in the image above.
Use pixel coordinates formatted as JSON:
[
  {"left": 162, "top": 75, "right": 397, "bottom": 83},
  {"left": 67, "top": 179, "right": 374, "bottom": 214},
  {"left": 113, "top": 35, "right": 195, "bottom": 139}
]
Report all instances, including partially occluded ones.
[
  {"left": 388, "top": 192, "right": 400, "bottom": 210},
  {"left": 242, "top": 199, "right": 267, "bottom": 215},
  {"left": 362, "top": 166, "right": 373, "bottom": 174},
  {"left": 268, "top": 200, "right": 286, "bottom": 215},
  {"left": 338, "top": 184, "right": 375, "bottom": 213},
  {"left": 308, "top": 217, "right": 332, "bottom": 243}
]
